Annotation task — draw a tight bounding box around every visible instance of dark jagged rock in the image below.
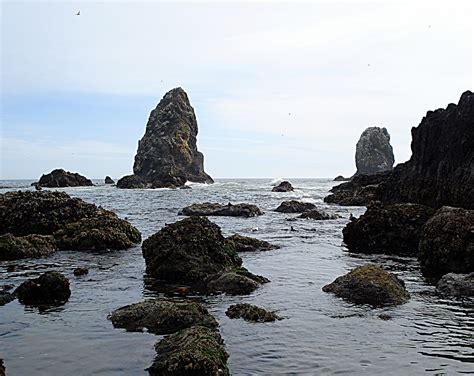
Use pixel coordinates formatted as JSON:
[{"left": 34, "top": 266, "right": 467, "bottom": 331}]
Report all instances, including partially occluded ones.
[
  {"left": 0, "top": 191, "right": 141, "bottom": 258},
  {"left": 0, "top": 359, "right": 4, "bottom": 376},
  {"left": 272, "top": 181, "right": 294, "bottom": 192},
  {"left": 118, "top": 88, "right": 213, "bottom": 189},
  {"left": 38, "top": 169, "right": 93, "bottom": 188},
  {"left": 322, "top": 264, "right": 410, "bottom": 306},
  {"left": 333, "top": 175, "right": 349, "bottom": 181},
  {"left": 0, "top": 233, "right": 57, "bottom": 261},
  {"left": 148, "top": 326, "right": 229, "bottom": 376},
  {"left": 298, "top": 209, "right": 339, "bottom": 220},
  {"left": 104, "top": 176, "right": 115, "bottom": 184},
  {"left": 274, "top": 200, "right": 316, "bottom": 213},
  {"left": 73, "top": 267, "right": 89, "bottom": 276},
  {"left": 109, "top": 299, "right": 218, "bottom": 334},
  {"left": 15, "top": 271, "right": 71, "bottom": 305},
  {"left": 179, "top": 202, "right": 263, "bottom": 217},
  {"left": 226, "top": 234, "right": 279, "bottom": 252},
  {"left": 142, "top": 217, "right": 267, "bottom": 294},
  {"left": 354, "top": 127, "right": 394, "bottom": 176},
  {"left": 437, "top": 273, "right": 474, "bottom": 297},
  {"left": 419, "top": 207, "right": 474, "bottom": 278},
  {"left": 0, "top": 291, "right": 15, "bottom": 306},
  {"left": 226, "top": 303, "right": 279, "bottom": 322},
  {"left": 342, "top": 203, "right": 435, "bottom": 256}
]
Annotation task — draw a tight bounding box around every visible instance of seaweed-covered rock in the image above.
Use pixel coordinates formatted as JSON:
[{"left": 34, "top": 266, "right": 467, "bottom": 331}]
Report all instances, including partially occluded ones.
[
  {"left": 15, "top": 271, "right": 71, "bottom": 305},
  {"left": 436, "top": 273, "right": 474, "bottom": 297},
  {"left": 354, "top": 127, "right": 394, "bottom": 176},
  {"left": 226, "top": 303, "right": 278, "bottom": 322},
  {"left": 0, "top": 291, "right": 15, "bottom": 306},
  {"left": 342, "top": 203, "right": 435, "bottom": 256},
  {"left": 272, "top": 181, "right": 294, "bottom": 192},
  {"left": 38, "top": 168, "right": 93, "bottom": 187},
  {"left": 322, "top": 264, "right": 410, "bottom": 306},
  {"left": 0, "top": 233, "right": 57, "bottom": 261},
  {"left": 207, "top": 270, "right": 267, "bottom": 295},
  {"left": 73, "top": 267, "right": 89, "bottom": 276},
  {"left": 419, "top": 207, "right": 474, "bottom": 278},
  {"left": 179, "top": 202, "right": 263, "bottom": 217},
  {"left": 104, "top": 176, "right": 115, "bottom": 184},
  {"left": 226, "top": 234, "right": 279, "bottom": 252},
  {"left": 109, "top": 299, "right": 218, "bottom": 334},
  {"left": 148, "top": 326, "right": 229, "bottom": 376},
  {"left": 116, "top": 174, "right": 149, "bottom": 189},
  {"left": 298, "top": 209, "right": 339, "bottom": 220},
  {"left": 274, "top": 200, "right": 316, "bottom": 213}
]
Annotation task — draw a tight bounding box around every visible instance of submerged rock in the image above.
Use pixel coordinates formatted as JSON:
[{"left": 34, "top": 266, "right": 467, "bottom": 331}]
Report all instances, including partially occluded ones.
[
  {"left": 118, "top": 88, "right": 213, "bottom": 189},
  {"left": 419, "top": 207, "right": 474, "bottom": 278},
  {"left": 226, "top": 234, "right": 279, "bottom": 252},
  {"left": 354, "top": 127, "right": 394, "bottom": 176},
  {"left": 104, "top": 176, "right": 115, "bottom": 184},
  {"left": 0, "top": 233, "right": 57, "bottom": 261},
  {"left": 0, "top": 291, "right": 15, "bottom": 306},
  {"left": 226, "top": 303, "right": 278, "bottom": 322},
  {"left": 37, "top": 169, "right": 93, "bottom": 188},
  {"left": 298, "top": 209, "right": 339, "bottom": 220},
  {"left": 322, "top": 264, "right": 410, "bottom": 306},
  {"left": 15, "top": 271, "right": 71, "bottom": 305},
  {"left": 342, "top": 203, "right": 435, "bottom": 256},
  {"left": 179, "top": 202, "right": 263, "bottom": 217},
  {"left": 436, "top": 273, "right": 474, "bottom": 297},
  {"left": 274, "top": 200, "right": 316, "bottom": 213},
  {"left": 73, "top": 267, "right": 89, "bottom": 276},
  {"left": 272, "top": 181, "right": 294, "bottom": 192},
  {"left": 148, "top": 326, "right": 229, "bottom": 376},
  {"left": 109, "top": 299, "right": 218, "bottom": 334}
]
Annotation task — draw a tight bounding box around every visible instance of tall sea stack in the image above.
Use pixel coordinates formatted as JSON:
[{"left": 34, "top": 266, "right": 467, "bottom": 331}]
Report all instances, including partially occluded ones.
[
  {"left": 354, "top": 127, "right": 394, "bottom": 176},
  {"left": 117, "top": 88, "right": 213, "bottom": 188}
]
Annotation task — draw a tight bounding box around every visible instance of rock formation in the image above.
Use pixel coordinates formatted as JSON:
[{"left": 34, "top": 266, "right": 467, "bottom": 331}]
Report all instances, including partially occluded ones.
[
  {"left": 274, "top": 200, "right": 316, "bottom": 213},
  {"left": 179, "top": 202, "right": 263, "bottom": 217},
  {"left": 298, "top": 209, "right": 339, "bottom": 220},
  {"left": 15, "top": 271, "right": 71, "bottom": 305},
  {"left": 436, "top": 273, "right": 474, "bottom": 297},
  {"left": 226, "top": 303, "right": 279, "bottom": 322},
  {"left": 226, "top": 234, "right": 279, "bottom": 252},
  {"left": 354, "top": 127, "right": 394, "bottom": 176},
  {"left": 333, "top": 175, "right": 349, "bottom": 181},
  {"left": 37, "top": 169, "right": 93, "bottom": 187},
  {"left": 117, "top": 88, "right": 213, "bottom": 189},
  {"left": 104, "top": 176, "right": 115, "bottom": 184},
  {"left": 272, "top": 181, "right": 294, "bottom": 192}
]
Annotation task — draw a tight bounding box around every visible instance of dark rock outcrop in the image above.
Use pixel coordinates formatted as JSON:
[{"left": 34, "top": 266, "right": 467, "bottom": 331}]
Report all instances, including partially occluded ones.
[
  {"left": 142, "top": 217, "right": 267, "bottom": 295},
  {"left": 118, "top": 88, "right": 213, "bottom": 189},
  {"left": 179, "top": 202, "right": 263, "bottom": 217},
  {"left": 274, "top": 200, "right": 316, "bottom": 213},
  {"left": 148, "top": 326, "right": 229, "bottom": 376},
  {"left": 419, "top": 207, "right": 474, "bottom": 278},
  {"left": 109, "top": 299, "right": 218, "bottom": 334},
  {"left": 354, "top": 127, "right": 394, "bottom": 176},
  {"left": 226, "top": 234, "right": 279, "bottom": 252},
  {"left": 73, "top": 267, "right": 89, "bottom": 276},
  {"left": 334, "top": 175, "right": 349, "bottom": 181},
  {"left": 322, "top": 264, "right": 410, "bottom": 306},
  {"left": 298, "top": 209, "right": 339, "bottom": 220},
  {"left": 0, "top": 233, "right": 57, "bottom": 261},
  {"left": 225, "top": 303, "right": 279, "bottom": 322},
  {"left": 0, "top": 291, "right": 15, "bottom": 306},
  {"left": 342, "top": 203, "right": 435, "bottom": 256},
  {"left": 272, "top": 181, "right": 294, "bottom": 192},
  {"left": 15, "top": 271, "right": 71, "bottom": 305},
  {"left": 37, "top": 169, "right": 93, "bottom": 187},
  {"left": 0, "top": 359, "right": 4, "bottom": 376},
  {"left": 436, "top": 273, "right": 474, "bottom": 297},
  {"left": 104, "top": 176, "right": 115, "bottom": 184}
]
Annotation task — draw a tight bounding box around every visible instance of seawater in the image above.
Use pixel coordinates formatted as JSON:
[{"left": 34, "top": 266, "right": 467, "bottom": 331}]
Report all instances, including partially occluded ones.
[{"left": 0, "top": 179, "right": 472, "bottom": 375}]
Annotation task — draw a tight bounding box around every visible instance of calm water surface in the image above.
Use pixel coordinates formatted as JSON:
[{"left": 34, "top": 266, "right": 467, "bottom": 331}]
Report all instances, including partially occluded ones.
[{"left": 0, "top": 179, "right": 473, "bottom": 375}]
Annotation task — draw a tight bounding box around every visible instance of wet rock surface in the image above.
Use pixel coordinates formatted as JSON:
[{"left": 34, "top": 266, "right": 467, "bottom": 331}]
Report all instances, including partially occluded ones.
[
  {"left": 436, "top": 273, "right": 474, "bottom": 297},
  {"left": 226, "top": 303, "right": 279, "bottom": 322},
  {"left": 0, "top": 291, "right": 15, "bottom": 306},
  {"left": 104, "top": 176, "right": 115, "bottom": 184},
  {"left": 73, "top": 267, "right": 89, "bottom": 276},
  {"left": 0, "top": 233, "right": 57, "bottom": 261},
  {"left": 118, "top": 88, "right": 213, "bottom": 189},
  {"left": 0, "top": 359, "right": 4, "bottom": 376},
  {"left": 274, "top": 200, "right": 316, "bottom": 213},
  {"left": 37, "top": 169, "right": 93, "bottom": 188},
  {"left": 148, "top": 326, "right": 229, "bottom": 376},
  {"left": 298, "top": 209, "right": 339, "bottom": 220},
  {"left": 272, "top": 181, "right": 294, "bottom": 192},
  {"left": 354, "top": 127, "right": 394, "bottom": 176},
  {"left": 419, "top": 207, "right": 474, "bottom": 278},
  {"left": 226, "top": 234, "right": 279, "bottom": 252},
  {"left": 15, "top": 271, "right": 71, "bottom": 305},
  {"left": 322, "top": 264, "right": 410, "bottom": 306},
  {"left": 207, "top": 270, "right": 268, "bottom": 295},
  {"left": 109, "top": 299, "right": 218, "bottom": 334},
  {"left": 342, "top": 203, "right": 435, "bottom": 256},
  {"left": 179, "top": 202, "right": 263, "bottom": 217}
]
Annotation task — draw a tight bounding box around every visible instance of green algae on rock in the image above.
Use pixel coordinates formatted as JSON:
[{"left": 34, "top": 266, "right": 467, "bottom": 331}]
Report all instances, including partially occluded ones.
[
  {"left": 0, "top": 233, "right": 57, "bottom": 261},
  {"left": 322, "top": 264, "right": 410, "bottom": 306},
  {"left": 148, "top": 326, "right": 229, "bottom": 376},
  {"left": 226, "top": 303, "right": 279, "bottom": 323},
  {"left": 109, "top": 299, "right": 218, "bottom": 334}
]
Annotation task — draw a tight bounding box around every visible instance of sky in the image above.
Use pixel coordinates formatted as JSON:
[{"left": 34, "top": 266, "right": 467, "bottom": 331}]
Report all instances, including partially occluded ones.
[{"left": 1, "top": 0, "right": 473, "bottom": 179}]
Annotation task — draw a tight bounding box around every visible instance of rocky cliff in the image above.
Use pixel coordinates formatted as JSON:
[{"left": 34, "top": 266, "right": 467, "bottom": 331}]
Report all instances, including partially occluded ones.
[
  {"left": 117, "top": 88, "right": 213, "bottom": 188},
  {"left": 354, "top": 127, "right": 394, "bottom": 176}
]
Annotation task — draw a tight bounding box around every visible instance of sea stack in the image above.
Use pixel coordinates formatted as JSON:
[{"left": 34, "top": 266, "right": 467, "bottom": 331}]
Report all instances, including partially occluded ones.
[
  {"left": 354, "top": 127, "right": 394, "bottom": 176},
  {"left": 117, "top": 88, "right": 213, "bottom": 189}
]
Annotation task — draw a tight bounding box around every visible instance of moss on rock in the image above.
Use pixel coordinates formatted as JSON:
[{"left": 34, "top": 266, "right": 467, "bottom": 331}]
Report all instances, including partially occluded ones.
[{"left": 0, "top": 233, "right": 57, "bottom": 261}]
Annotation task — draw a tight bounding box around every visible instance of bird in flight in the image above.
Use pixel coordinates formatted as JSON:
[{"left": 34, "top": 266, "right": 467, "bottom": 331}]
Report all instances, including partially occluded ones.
[{"left": 76, "top": 11, "right": 80, "bottom": 16}]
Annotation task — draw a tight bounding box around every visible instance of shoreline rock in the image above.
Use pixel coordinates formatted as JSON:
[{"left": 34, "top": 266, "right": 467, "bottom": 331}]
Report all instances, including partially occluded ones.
[
  {"left": 226, "top": 234, "right": 279, "bottom": 252},
  {"left": 436, "top": 273, "right": 474, "bottom": 297},
  {"left": 333, "top": 175, "right": 349, "bottom": 182},
  {"left": 15, "top": 271, "right": 71, "bottom": 306},
  {"left": 37, "top": 169, "right": 93, "bottom": 188},
  {"left": 298, "top": 209, "right": 339, "bottom": 220},
  {"left": 272, "top": 181, "right": 294, "bottom": 192},
  {"left": 275, "top": 200, "right": 316, "bottom": 213},
  {"left": 179, "top": 202, "right": 263, "bottom": 217},
  {"left": 104, "top": 176, "right": 115, "bottom": 184},
  {"left": 0, "top": 291, "right": 15, "bottom": 306},
  {"left": 226, "top": 303, "right": 279, "bottom": 322},
  {"left": 0, "top": 233, "right": 57, "bottom": 261}
]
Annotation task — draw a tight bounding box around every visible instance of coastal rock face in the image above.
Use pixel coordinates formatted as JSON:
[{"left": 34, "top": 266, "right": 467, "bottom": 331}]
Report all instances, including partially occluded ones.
[
  {"left": 179, "top": 202, "right": 263, "bottom": 217},
  {"left": 15, "top": 271, "right": 71, "bottom": 305},
  {"left": 226, "top": 234, "right": 279, "bottom": 252},
  {"left": 37, "top": 169, "right": 94, "bottom": 187},
  {"left": 0, "top": 233, "right": 57, "bottom": 261},
  {"left": 342, "top": 203, "right": 435, "bottom": 256},
  {"left": 272, "top": 181, "right": 294, "bottom": 192},
  {"left": 148, "top": 326, "right": 229, "bottom": 376},
  {"left": 226, "top": 303, "right": 279, "bottom": 323},
  {"left": 119, "top": 88, "right": 213, "bottom": 189},
  {"left": 104, "top": 176, "right": 115, "bottom": 184},
  {"left": 322, "top": 264, "right": 410, "bottom": 306},
  {"left": 436, "top": 273, "right": 474, "bottom": 297},
  {"left": 419, "top": 207, "right": 474, "bottom": 278},
  {"left": 354, "top": 127, "right": 394, "bottom": 176},
  {"left": 109, "top": 299, "right": 218, "bottom": 334},
  {"left": 274, "top": 200, "right": 316, "bottom": 213}
]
